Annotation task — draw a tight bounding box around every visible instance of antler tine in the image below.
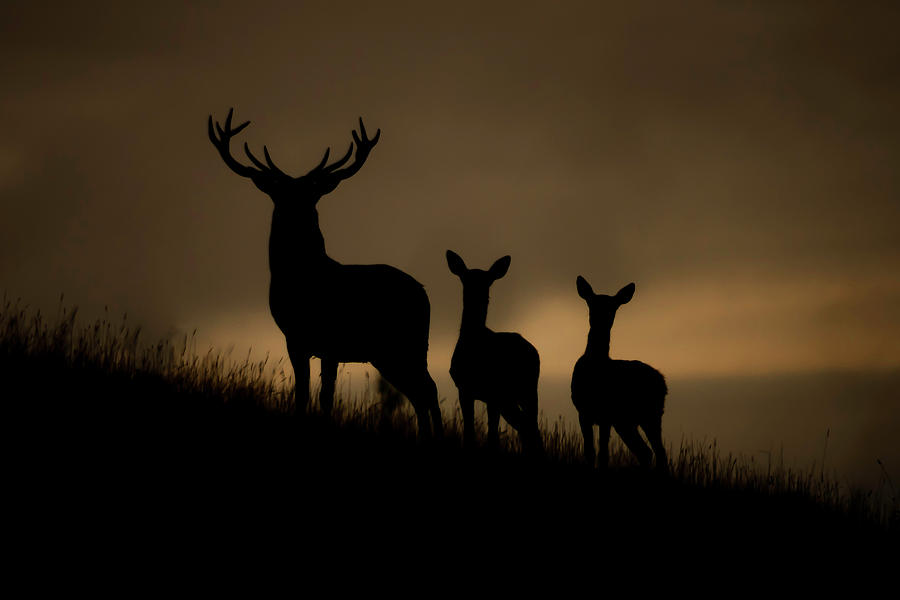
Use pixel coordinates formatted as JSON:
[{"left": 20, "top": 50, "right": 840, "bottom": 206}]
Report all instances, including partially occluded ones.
[
  {"left": 328, "top": 117, "right": 380, "bottom": 182},
  {"left": 299, "top": 147, "right": 332, "bottom": 178},
  {"left": 241, "top": 141, "right": 291, "bottom": 178},
  {"left": 304, "top": 147, "right": 331, "bottom": 177},
  {"left": 208, "top": 109, "right": 259, "bottom": 178},
  {"left": 218, "top": 108, "right": 250, "bottom": 138},
  {"left": 263, "top": 145, "right": 289, "bottom": 177},
  {"left": 323, "top": 143, "right": 354, "bottom": 173},
  {"left": 358, "top": 117, "right": 381, "bottom": 147},
  {"left": 243, "top": 142, "right": 269, "bottom": 171},
  {"left": 208, "top": 115, "right": 218, "bottom": 144},
  {"left": 224, "top": 107, "right": 235, "bottom": 131},
  {"left": 229, "top": 119, "right": 250, "bottom": 137}
]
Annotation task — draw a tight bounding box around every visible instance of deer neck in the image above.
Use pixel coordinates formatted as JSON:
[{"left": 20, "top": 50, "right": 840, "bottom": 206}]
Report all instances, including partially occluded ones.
[
  {"left": 267, "top": 209, "right": 335, "bottom": 279},
  {"left": 584, "top": 328, "right": 611, "bottom": 360},
  {"left": 459, "top": 294, "right": 490, "bottom": 338}
]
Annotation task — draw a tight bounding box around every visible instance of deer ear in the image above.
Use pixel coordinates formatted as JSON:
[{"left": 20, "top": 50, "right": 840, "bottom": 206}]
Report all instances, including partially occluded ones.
[
  {"left": 576, "top": 276, "right": 594, "bottom": 300},
  {"left": 446, "top": 250, "right": 467, "bottom": 276},
  {"left": 488, "top": 255, "right": 511, "bottom": 280},
  {"left": 616, "top": 283, "right": 636, "bottom": 305}
]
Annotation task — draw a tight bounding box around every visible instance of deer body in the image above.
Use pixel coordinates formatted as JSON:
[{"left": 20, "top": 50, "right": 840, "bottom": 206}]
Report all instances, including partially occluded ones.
[
  {"left": 571, "top": 279, "right": 667, "bottom": 472},
  {"left": 209, "top": 109, "right": 442, "bottom": 438},
  {"left": 268, "top": 261, "right": 429, "bottom": 364},
  {"left": 447, "top": 251, "right": 543, "bottom": 454},
  {"left": 450, "top": 331, "right": 540, "bottom": 420}
]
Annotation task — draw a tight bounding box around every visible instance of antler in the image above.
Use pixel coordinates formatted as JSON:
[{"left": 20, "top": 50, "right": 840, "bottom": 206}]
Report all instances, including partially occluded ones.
[
  {"left": 208, "top": 108, "right": 296, "bottom": 180},
  {"left": 208, "top": 108, "right": 263, "bottom": 179},
  {"left": 305, "top": 117, "right": 381, "bottom": 183},
  {"left": 208, "top": 110, "right": 380, "bottom": 185}
]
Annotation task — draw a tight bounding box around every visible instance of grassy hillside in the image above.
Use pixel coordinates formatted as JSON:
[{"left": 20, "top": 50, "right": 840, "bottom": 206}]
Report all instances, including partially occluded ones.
[{"left": 3, "top": 297, "right": 897, "bottom": 568}]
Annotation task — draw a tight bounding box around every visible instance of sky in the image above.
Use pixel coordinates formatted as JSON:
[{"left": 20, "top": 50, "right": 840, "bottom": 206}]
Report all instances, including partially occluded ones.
[{"left": 2, "top": 1, "right": 899, "bottom": 394}]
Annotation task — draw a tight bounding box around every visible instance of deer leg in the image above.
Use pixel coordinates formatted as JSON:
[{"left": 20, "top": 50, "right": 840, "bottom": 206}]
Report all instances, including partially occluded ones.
[
  {"left": 487, "top": 404, "right": 501, "bottom": 451},
  {"left": 579, "top": 414, "right": 596, "bottom": 467},
  {"left": 319, "top": 358, "right": 338, "bottom": 415},
  {"left": 287, "top": 341, "right": 310, "bottom": 414},
  {"left": 405, "top": 386, "right": 436, "bottom": 442},
  {"left": 504, "top": 404, "right": 542, "bottom": 456},
  {"left": 459, "top": 391, "right": 476, "bottom": 448},
  {"left": 617, "top": 425, "right": 653, "bottom": 469},
  {"left": 501, "top": 406, "right": 524, "bottom": 449},
  {"left": 422, "top": 373, "right": 443, "bottom": 439},
  {"left": 597, "top": 423, "right": 612, "bottom": 469},
  {"left": 642, "top": 418, "right": 668, "bottom": 474},
  {"left": 373, "top": 361, "right": 437, "bottom": 441}
]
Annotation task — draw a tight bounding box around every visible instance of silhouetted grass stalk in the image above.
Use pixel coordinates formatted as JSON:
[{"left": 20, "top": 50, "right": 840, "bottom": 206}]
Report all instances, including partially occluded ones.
[
  {"left": 3, "top": 295, "right": 896, "bottom": 531},
  {"left": 1, "top": 295, "right": 292, "bottom": 413}
]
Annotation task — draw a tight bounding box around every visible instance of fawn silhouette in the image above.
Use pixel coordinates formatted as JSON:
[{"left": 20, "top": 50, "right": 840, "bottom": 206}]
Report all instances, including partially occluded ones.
[
  {"left": 446, "top": 251, "right": 543, "bottom": 454},
  {"left": 208, "top": 109, "right": 443, "bottom": 438},
  {"left": 571, "top": 278, "right": 667, "bottom": 472}
]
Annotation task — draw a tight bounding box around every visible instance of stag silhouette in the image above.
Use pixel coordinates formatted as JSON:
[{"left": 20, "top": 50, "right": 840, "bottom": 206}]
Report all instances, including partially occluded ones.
[
  {"left": 208, "top": 109, "right": 443, "bottom": 438},
  {"left": 571, "top": 278, "right": 667, "bottom": 472},
  {"left": 446, "top": 251, "right": 543, "bottom": 454}
]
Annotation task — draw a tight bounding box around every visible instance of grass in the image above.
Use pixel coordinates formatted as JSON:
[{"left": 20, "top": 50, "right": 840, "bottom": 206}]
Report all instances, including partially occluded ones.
[{"left": 3, "top": 295, "right": 897, "bottom": 565}]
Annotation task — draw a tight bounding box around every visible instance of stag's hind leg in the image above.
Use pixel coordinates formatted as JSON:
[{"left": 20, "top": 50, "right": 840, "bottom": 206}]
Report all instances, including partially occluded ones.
[
  {"left": 504, "top": 399, "right": 543, "bottom": 456},
  {"left": 513, "top": 388, "right": 543, "bottom": 456},
  {"left": 373, "top": 360, "right": 442, "bottom": 440},
  {"left": 616, "top": 424, "right": 653, "bottom": 469},
  {"left": 641, "top": 417, "right": 668, "bottom": 474},
  {"left": 286, "top": 340, "right": 310, "bottom": 415},
  {"left": 524, "top": 389, "right": 544, "bottom": 456},
  {"left": 421, "top": 372, "right": 443, "bottom": 439}
]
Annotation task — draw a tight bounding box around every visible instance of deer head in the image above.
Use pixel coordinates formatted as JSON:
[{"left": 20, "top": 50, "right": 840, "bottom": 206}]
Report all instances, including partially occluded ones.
[
  {"left": 576, "top": 277, "right": 635, "bottom": 334},
  {"left": 208, "top": 108, "right": 380, "bottom": 205},
  {"left": 447, "top": 251, "right": 511, "bottom": 300},
  {"left": 447, "top": 251, "right": 512, "bottom": 331}
]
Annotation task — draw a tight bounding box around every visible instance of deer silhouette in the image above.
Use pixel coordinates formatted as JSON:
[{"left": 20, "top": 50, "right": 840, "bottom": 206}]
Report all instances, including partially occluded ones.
[
  {"left": 446, "top": 251, "right": 543, "bottom": 454},
  {"left": 571, "top": 278, "right": 667, "bottom": 472},
  {"left": 208, "top": 109, "right": 443, "bottom": 438}
]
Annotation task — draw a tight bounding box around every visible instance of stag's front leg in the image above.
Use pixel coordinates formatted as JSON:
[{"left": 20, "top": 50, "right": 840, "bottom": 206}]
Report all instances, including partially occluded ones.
[
  {"left": 320, "top": 358, "right": 338, "bottom": 415},
  {"left": 579, "top": 414, "right": 595, "bottom": 468},
  {"left": 597, "top": 422, "right": 611, "bottom": 470},
  {"left": 287, "top": 342, "right": 310, "bottom": 415}
]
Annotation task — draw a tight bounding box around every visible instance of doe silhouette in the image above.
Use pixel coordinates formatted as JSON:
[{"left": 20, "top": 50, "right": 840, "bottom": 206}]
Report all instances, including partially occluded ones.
[
  {"left": 208, "top": 109, "right": 443, "bottom": 438},
  {"left": 571, "top": 278, "right": 667, "bottom": 472},
  {"left": 447, "top": 251, "right": 543, "bottom": 454}
]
